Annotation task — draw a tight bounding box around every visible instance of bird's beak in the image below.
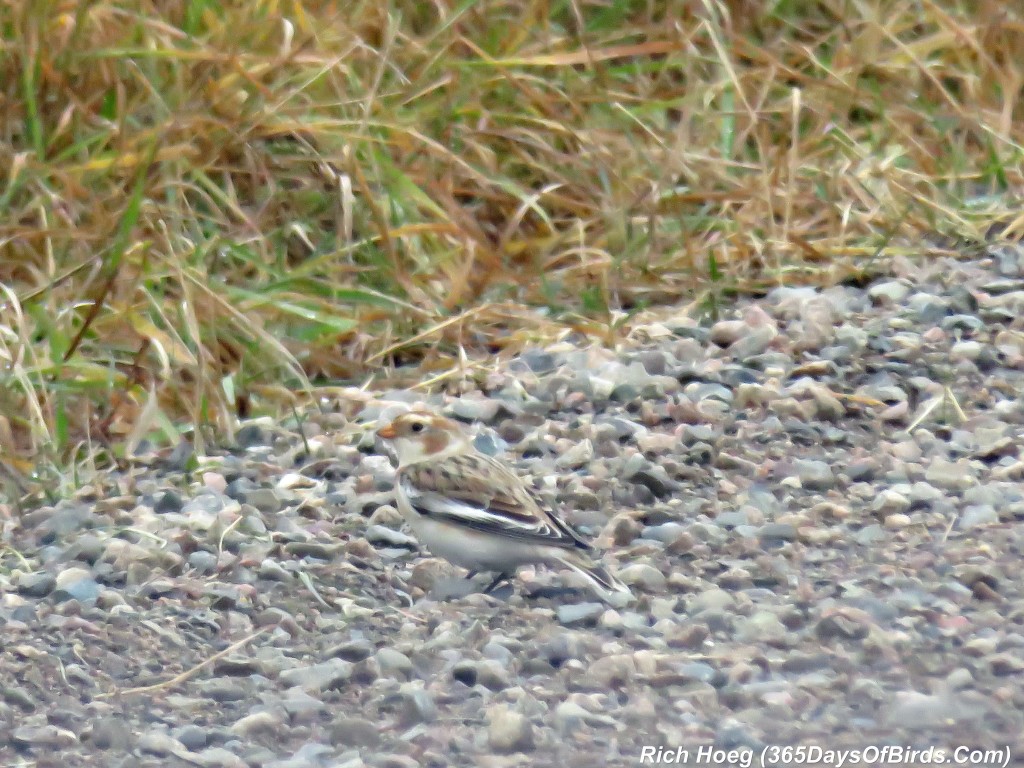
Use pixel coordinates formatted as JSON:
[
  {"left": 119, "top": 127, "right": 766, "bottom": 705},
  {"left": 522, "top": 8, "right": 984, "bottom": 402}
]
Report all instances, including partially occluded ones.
[{"left": 376, "top": 423, "right": 397, "bottom": 440}]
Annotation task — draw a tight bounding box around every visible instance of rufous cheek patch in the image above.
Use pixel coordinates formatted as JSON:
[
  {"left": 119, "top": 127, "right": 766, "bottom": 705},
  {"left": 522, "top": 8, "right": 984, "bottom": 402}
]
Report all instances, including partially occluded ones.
[{"left": 423, "top": 430, "right": 450, "bottom": 455}]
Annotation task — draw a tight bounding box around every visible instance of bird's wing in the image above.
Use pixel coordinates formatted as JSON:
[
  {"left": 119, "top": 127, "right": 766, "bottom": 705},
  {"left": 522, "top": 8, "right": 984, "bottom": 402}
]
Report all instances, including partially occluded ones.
[{"left": 398, "top": 453, "right": 591, "bottom": 550}]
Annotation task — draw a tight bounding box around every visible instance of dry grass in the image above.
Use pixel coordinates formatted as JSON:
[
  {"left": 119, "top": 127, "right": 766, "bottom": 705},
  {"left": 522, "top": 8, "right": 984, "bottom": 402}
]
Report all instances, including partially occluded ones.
[{"left": 0, "top": 0, "right": 1022, "bottom": 497}]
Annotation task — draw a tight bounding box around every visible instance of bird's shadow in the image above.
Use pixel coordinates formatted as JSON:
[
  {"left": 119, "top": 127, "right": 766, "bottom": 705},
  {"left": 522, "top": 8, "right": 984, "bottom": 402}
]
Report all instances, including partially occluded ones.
[{"left": 427, "top": 574, "right": 589, "bottom": 603}]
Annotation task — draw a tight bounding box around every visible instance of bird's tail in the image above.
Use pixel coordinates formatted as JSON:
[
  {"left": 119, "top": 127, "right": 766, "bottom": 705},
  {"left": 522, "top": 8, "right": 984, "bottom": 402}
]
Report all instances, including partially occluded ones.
[{"left": 555, "top": 551, "right": 633, "bottom": 604}]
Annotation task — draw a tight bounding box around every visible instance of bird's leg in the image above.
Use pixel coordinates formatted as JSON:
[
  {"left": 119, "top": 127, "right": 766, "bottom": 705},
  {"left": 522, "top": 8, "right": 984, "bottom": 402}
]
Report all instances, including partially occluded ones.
[
  {"left": 482, "top": 572, "right": 511, "bottom": 594},
  {"left": 465, "top": 570, "right": 479, "bottom": 581}
]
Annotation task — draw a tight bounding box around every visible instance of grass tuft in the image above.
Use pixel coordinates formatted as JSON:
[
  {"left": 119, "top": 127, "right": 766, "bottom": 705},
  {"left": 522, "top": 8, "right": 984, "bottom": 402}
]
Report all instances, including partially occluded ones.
[{"left": 0, "top": 0, "right": 1022, "bottom": 494}]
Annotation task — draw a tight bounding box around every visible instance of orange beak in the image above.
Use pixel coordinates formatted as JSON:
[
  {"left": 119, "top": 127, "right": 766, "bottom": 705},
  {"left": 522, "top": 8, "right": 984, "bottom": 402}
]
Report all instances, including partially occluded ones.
[{"left": 376, "top": 422, "right": 397, "bottom": 439}]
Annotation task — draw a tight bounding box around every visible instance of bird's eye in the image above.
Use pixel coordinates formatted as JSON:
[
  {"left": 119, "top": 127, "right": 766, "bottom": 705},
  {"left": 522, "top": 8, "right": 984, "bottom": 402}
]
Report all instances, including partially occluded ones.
[{"left": 410, "top": 422, "right": 425, "bottom": 433}]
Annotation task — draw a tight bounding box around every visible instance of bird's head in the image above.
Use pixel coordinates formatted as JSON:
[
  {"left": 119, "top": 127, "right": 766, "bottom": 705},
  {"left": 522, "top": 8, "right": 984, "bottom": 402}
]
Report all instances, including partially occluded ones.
[{"left": 375, "top": 410, "right": 472, "bottom": 465}]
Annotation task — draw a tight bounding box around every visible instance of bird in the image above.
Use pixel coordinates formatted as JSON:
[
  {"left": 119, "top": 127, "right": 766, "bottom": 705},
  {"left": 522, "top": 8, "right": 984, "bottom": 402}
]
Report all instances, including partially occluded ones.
[{"left": 375, "top": 410, "right": 631, "bottom": 602}]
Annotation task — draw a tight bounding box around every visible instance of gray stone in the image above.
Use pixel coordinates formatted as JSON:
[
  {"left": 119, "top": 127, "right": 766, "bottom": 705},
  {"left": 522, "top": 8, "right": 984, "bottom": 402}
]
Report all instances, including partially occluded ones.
[
  {"left": 10, "top": 725, "right": 78, "bottom": 750},
  {"left": 794, "top": 459, "right": 835, "bottom": 490},
  {"left": 330, "top": 717, "right": 380, "bottom": 749},
  {"left": 556, "top": 602, "right": 604, "bottom": 625},
  {"left": 183, "top": 492, "right": 229, "bottom": 516},
  {"left": 908, "top": 293, "right": 949, "bottom": 323},
  {"left": 710, "top": 320, "right": 747, "bottom": 346},
  {"left": 689, "top": 588, "right": 736, "bottom": 613},
  {"left": 677, "top": 662, "right": 717, "bottom": 683},
  {"left": 616, "top": 563, "right": 666, "bottom": 592},
  {"left": 872, "top": 489, "right": 910, "bottom": 515},
  {"left": 868, "top": 280, "right": 911, "bottom": 304},
  {"left": 235, "top": 423, "right": 270, "bottom": 448},
  {"left": 375, "top": 648, "right": 413, "bottom": 678},
  {"left": 588, "top": 654, "right": 637, "bottom": 687},
  {"left": 365, "top": 525, "right": 417, "bottom": 548},
  {"left": 941, "top": 314, "right": 985, "bottom": 333},
  {"left": 735, "top": 611, "right": 787, "bottom": 643},
  {"left": 154, "top": 490, "right": 184, "bottom": 513},
  {"left": 950, "top": 340, "right": 983, "bottom": 362},
  {"left": 173, "top": 724, "right": 208, "bottom": 750},
  {"left": 556, "top": 439, "right": 594, "bottom": 469},
  {"left": 853, "top": 524, "right": 887, "bottom": 545},
  {"left": 447, "top": 396, "right": 503, "bottom": 423},
  {"left": 16, "top": 572, "right": 55, "bottom": 598},
  {"left": 398, "top": 684, "right": 437, "bottom": 726},
  {"left": 715, "top": 510, "right": 749, "bottom": 528},
  {"left": 476, "top": 659, "right": 512, "bottom": 691},
  {"left": 91, "top": 716, "right": 134, "bottom": 750},
  {"left": 520, "top": 350, "right": 557, "bottom": 373},
  {"left": 230, "top": 711, "right": 284, "bottom": 738},
  {"left": 36, "top": 504, "right": 94, "bottom": 538},
  {"left": 328, "top": 638, "right": 375, "bottom": 662},
  {"left": 623, "top": 458, "right": 680, "bottom": 498},
  {"left": 642, "top": 522, "right": 689, "bottom": 546},
  {"left": 240, "top": 488, "right": 283, "bottom": 514},
  {"left": 473, "top": 431, "right": 508, "bottom": 457},
  {"left": 53, "top": 567, "right": 101, "bottom": 603},
  {"left": 488, "top": 706, "right": 535, "bottom": 753},
  {"left": 279, "top": 658, "right": 353, "bottom": 691},
  {"left": 958, "top": 505, "right": 998, "bottom": 530},
  {"left": 883, "top": 691, "right": 987, "bottom": 729},
  {"left": 925, "top": 458, "right": 975, "bottom": 490},
  {"left": 188, "top": 550, "right": 220, "bottom": 574},
  {"left": 758, "top": 522, "right": 798, "bottom": 542},
  {"left": 280, "top": 690, "right": 327, "bottom": 721},
  {"left": 730, "top": 326, "right": 777, "bottom": 358}
]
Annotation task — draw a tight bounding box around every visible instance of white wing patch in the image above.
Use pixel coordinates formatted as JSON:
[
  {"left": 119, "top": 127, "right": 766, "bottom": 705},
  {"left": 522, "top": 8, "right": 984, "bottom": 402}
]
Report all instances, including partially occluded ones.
[{"left": 399, "top": 476, "right": 579, "bottom": 548}]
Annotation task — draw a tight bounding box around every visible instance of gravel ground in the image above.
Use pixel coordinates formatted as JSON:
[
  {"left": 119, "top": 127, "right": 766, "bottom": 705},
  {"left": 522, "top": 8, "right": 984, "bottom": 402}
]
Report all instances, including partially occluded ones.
[{"left": 3, "top": 249, "right": 1024, "bottom": 767}]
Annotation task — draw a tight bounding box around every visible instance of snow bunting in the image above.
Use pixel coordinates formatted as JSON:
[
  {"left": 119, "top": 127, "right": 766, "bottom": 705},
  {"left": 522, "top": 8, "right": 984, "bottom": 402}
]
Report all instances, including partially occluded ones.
[{"left": 375, "top": 411, "right": 631, "bottom": 602}]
